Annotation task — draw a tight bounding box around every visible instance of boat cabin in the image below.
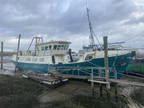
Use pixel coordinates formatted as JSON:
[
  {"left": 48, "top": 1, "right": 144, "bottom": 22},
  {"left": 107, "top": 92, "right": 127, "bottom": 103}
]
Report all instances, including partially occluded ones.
[{"left": 36, "top": 41, "right": 71, "bottom": 56}]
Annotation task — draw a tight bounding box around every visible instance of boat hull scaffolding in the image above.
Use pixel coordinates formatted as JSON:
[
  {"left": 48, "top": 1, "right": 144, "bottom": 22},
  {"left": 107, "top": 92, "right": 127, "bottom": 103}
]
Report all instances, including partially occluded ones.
[{"left": 13, "top": 53, "right": 132, "bottom": 79}]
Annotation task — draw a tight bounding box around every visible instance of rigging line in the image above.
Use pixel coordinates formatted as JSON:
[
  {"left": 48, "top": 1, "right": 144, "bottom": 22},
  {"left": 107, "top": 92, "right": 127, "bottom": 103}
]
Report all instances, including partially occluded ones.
[
  {"left": 128, "top": 36, "right": 144, "bottom": 42},
  {"left": 110, "top": 53, "right": 119, "bottom": 73},
  {"left": 92, "top": 30, "right": 103, "bottom": 50},
  {"left": 122, "top": 34, "right": 144, "bottom": 43},
  {"left": 85, "top": 0, "right": 88, "bottom": 9},
  {"left": 18, "top": 38, "right": 27, "bottom": 51},
  {"left": 86, "top": 1, "right": 99, "bottom": 50},
  {"left": 27, "top": 37, "right": 34, "bottom": 51}
]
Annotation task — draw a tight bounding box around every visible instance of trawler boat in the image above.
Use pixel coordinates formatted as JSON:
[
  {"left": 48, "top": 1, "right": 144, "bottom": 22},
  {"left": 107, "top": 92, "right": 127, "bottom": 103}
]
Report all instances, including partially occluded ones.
[{"left": 12, "top": 38, "right": 133, "bottom": 79}]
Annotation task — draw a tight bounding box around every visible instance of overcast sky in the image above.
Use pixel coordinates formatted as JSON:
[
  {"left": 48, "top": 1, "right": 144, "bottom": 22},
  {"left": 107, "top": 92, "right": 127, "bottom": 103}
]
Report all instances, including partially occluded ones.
[{"left": 0, "top": 0, "right": 144, "bottom": 51}]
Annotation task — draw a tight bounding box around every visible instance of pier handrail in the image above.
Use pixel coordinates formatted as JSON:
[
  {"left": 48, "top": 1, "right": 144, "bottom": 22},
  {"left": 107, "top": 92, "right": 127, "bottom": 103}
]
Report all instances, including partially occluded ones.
[{"left": 51, "top": 66, "right": 118, "bottom": 80}]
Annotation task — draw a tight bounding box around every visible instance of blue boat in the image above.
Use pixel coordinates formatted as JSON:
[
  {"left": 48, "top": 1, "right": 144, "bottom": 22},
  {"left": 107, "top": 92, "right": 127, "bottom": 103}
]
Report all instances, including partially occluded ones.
[{"left": 12, "top": 39, "right": 133, "bottom": 79}]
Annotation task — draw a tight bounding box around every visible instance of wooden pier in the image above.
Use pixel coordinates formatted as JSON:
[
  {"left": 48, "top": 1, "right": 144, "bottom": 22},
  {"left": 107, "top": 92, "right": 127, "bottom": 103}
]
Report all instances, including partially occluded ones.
[{"left": 55, "top": 70, "right": 144, "bottom": 87}]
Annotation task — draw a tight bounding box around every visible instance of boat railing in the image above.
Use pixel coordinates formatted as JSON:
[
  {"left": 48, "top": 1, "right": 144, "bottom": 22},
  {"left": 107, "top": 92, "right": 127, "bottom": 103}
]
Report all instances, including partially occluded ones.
[
  {"left": 18, "top": 50, "right": 66, "bottom": 56},
  {"left": 18, "top": 50, "right": 36, "bottom": 56}
]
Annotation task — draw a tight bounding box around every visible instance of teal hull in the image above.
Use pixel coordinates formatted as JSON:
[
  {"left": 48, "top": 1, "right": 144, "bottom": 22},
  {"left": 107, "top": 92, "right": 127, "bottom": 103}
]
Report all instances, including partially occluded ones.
[
  {"left": 13, "top": 53, "right": 132, "bottom": 79},
  {"left": 14, "top": 62, "right": 49, "bottom": 73},
  {"left": 55, "top": 53, "right": 132, "bottom": 79}
]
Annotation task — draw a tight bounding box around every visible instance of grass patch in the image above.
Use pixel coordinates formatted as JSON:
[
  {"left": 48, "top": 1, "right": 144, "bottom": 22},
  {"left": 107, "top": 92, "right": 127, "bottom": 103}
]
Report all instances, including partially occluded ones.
[
  {"left": 131, "top": 88, "right": 144, "bottom": 106},
  {"left": 47, "top": 95, "right": 128, "bottom": 108},
  {"left": 73, "top": 96, "right": 118, "bottom": 108},
  {"left": 0, "top": 75, "right": 130, "bottom": 108},
  {"left": 0, "top": 75, "right": 46, "bottom": 108}
]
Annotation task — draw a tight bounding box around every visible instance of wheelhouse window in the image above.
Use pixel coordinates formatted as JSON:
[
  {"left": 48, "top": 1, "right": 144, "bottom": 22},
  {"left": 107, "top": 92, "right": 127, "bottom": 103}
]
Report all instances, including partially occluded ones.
[
  {"left": 61, "top": 45, "right": 64, "bottom": 50},
  {"left": 45, "top": 46, "right": 49, "bottom": 50},
  {"left": 49, "top": 45, "right": 52, "bottom": 50},
  {"left": 85, "top": 55, "right": 93, "bottom": 61},
  {"left": 56, "top": 45, "right": 66, "bottom": 50},
  {"left": 41, "top": 46, "right": 44, "bottom": 51},
  {"left": 57, "top": 45, "right": 61, "bottom": 50},
  {"left": 60, "top": 45, "right": 62, "bottom": 50},
  {"left": 53, "top": 45, "right": 57, "bottom": 50},
  {"left": 64, "top": 45, "right": 68, "bottom": 50}
]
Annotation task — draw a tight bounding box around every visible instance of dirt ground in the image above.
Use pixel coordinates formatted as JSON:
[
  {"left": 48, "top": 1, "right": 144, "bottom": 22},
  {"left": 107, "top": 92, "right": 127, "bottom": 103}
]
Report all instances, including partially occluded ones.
[{"left": 39, "top": 81, "right": 92, "bottom": 103}]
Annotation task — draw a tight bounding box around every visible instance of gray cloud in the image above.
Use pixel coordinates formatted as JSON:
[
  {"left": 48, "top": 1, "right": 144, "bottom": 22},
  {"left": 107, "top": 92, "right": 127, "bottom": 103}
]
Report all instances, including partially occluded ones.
[{"left": 0, "top": 0, "right": 144, "bottom": 50}]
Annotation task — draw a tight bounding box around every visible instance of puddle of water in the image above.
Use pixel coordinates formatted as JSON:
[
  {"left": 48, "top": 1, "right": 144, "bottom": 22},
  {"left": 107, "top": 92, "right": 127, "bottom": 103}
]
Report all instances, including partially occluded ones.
[{"left": 0, "top": 56, "right": 15, "bottom": 76}]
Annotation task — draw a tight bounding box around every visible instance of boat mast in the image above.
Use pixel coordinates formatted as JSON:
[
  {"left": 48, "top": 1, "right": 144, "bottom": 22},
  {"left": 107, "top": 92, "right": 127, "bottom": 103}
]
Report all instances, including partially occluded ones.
[
  {"left": 86, "top": 7, "right": 97, "bottom": 51},
  {"left": 86, "top": 0, "right": 103, "bottom": 50},
  {"left": 34, "top": 37, "right": 43, "bottom": 51},
  {"left": 87, "top": 8, "right": 94, "bottom": 46}
]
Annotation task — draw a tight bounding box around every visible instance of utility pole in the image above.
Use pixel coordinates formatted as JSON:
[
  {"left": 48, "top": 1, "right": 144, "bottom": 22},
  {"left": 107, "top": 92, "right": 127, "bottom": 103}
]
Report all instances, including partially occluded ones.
[
  {"left": 15, "top": 34, "right": 21, "bottom": 72},
  {"left": 103, "top": 36, "right": 110, "bottom": 89},
  {"left": 1, "top": 41, "right": 3, "bottom": 70}
]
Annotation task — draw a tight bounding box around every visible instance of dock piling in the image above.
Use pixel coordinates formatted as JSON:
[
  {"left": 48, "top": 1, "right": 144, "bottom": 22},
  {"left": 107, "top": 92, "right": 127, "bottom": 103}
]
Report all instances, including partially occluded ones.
[
  {"left": 100, "top": 84, "right": 103, "bottom": 97},
  {"left": 1, "top": 41, "right": 3, "bottom": 70},
  {"left": 115, "top": 83, "right": 118, "bottom": 102},
  {"left": 103, "top": 36, "right": 110, "bottom": 89}
]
